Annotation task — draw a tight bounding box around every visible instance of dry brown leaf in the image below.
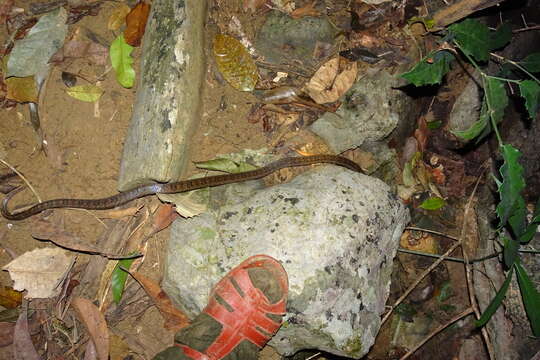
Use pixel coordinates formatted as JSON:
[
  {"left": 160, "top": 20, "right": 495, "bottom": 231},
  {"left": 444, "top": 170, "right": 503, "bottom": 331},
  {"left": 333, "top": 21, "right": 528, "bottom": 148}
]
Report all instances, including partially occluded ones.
[
  {"left": 0, "top": 321, "right": 15, "bottom": 347},
  {"left": 130, "top": 271, "right": 190, "bottom": 332},
  {"left": 290, "top": 1, "right": 320, "bottom": 19},
  {"left": 305, "top": 57, "right": 358, "bottom": 104},
  {"left": 100, "top": 205, "right": 142, "bottom": 219},
  {"left": 124, "top": 1, "right": 150, "bottom": 47},
  {"left": 151, "top": 204, "right": 178, "bottom": 234},
  {"left": 50, "top": 39, "right": 108, "bottom": 66},
  {"left": 32, "top": 218, "right": 133, "bottom": 259},
  {"left": 71, "top": 297, "right": 109, "bottom": 360},
  {"left": 83, "top": 340, "right": 98, "bottom": 360},
  {"left": 3, "top": 248, "right": 74, "bottom": 298},
  {"left": 13, "top": 306, "right": 40, "bottom": 360},
  {"left": 108, "top": 4, "right": 131, "bottom": 30}
]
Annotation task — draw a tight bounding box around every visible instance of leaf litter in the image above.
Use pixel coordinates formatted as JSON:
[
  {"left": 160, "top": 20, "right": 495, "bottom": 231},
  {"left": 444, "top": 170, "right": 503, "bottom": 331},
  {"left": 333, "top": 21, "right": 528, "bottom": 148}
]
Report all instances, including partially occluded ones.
[{"left": 1, "top": 0, "right": 534, "bottom": 359}]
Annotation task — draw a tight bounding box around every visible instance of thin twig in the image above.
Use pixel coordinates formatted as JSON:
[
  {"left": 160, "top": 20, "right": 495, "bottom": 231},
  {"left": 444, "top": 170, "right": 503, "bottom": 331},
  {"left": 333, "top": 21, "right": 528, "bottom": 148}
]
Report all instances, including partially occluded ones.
[
  {"left": 405, "top": 226, "right": 460, "bottom": 241},
  {"left": 399, "top": 307, "right": 474, "bottom": 360},
  {"left": 0, "top": 159, "right": 42, "bottom": 203},
  {"left": 381, "top": 241, "right": 461, "bottom": 326},
  {"left": 306, "top": 352, "right": 322, "bottom": 360},
  {"left": 513, "top": 24, "right": 540, "bottom": 33},
  {"left": 459, "top": 164, "right": 495, "bottom": 360}
]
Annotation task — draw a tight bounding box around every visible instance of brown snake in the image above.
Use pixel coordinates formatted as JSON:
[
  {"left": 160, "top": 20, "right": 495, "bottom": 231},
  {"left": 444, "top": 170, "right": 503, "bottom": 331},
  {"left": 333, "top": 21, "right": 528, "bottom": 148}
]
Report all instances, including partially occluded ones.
[{"left": 1, "top": 155, "right": 362, "bottom": 221}]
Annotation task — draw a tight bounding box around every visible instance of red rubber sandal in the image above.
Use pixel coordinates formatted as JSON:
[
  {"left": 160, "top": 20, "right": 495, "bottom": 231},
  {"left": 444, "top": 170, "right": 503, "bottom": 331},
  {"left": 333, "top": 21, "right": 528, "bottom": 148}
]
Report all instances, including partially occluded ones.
[{"left": 178, "top": 255, "right": 288, "bottom": 360}]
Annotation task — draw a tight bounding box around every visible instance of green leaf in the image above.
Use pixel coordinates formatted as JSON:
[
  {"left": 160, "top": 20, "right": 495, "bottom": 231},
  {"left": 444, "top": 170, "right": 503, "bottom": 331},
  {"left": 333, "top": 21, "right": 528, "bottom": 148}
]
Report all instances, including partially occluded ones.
[
  {"left": 407, "top": 16, "right": 435, "bottom": 30},
  {"left": 401, "top": 51, "right": 454, "bottom": 86},
  {"left": 520, "top": 52, "right": 540, "bottom": 73},
  {"left": 476, "top": 267, "right": 513, "bottom": 327},
  {"left": 496, "top": 144, "right": 525, "bottom": 229},
  {"left": 515, "top": 261, "right": 540, "bottom": 336},
  {"left": 503, "top": 236, "right": 519, "bottom": 268},
  {"left": 419, "top": 197, "right": 445, "bottom": 210},
  {"left": 489, "top": 23, "right": 512, "bottom": 50},
  {"left": 484, "top": 77, "right": 509, "bottom": 125},
  {"left": 110, "top": 35, "right": 135, "bottom": 88},
  {"left": 426, "top": 120, "right": 442, "bottom": 129},
  {"left": 449, "top": 19, "right": 490, "bottom": 62},
  {"left": 65, "top": 84, "right": 104, "bottom": 102},
  {"left": 111, "top": 257, "right": 136, "bottom": 304},
  {"left": 520, "top": 198, "right": 540, "bottom": 244},
  {"left": 194, "top": 158, "right": 258, "bottom": 174},
  {"left": 452, "top": 101, "right": 489, "bottom": 141},
  {"left": 519, "top": 80, "right": 540, "bottom": 119}
]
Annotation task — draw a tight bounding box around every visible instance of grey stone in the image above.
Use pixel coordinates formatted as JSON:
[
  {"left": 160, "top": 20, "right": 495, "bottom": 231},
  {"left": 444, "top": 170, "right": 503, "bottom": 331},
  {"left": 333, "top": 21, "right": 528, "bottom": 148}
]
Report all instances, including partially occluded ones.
[
  {"left": 163, "top": 166, "right": 409, "bottom": 358},
  {"left": 255, "top": 12, "right": 338, "bottom": 68},
  {"left": 310, "top": 69, "right": 415, "bottom": 153}
]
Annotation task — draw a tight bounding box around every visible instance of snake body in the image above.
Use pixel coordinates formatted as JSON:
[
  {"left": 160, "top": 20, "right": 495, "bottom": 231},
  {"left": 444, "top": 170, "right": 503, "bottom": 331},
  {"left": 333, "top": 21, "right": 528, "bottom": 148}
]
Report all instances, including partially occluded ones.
[{"left": 1, "top": 155, "right": 362, "bottom": 221}]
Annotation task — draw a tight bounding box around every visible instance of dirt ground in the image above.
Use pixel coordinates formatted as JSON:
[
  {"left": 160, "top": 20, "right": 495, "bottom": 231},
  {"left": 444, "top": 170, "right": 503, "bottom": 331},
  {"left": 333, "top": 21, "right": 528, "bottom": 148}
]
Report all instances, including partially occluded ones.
[
  {"left": 0, "top": 0, "right": 290, "bottom": 358},
  {"left": 2, "top": 0, "right": 539, "bottom": 359}
]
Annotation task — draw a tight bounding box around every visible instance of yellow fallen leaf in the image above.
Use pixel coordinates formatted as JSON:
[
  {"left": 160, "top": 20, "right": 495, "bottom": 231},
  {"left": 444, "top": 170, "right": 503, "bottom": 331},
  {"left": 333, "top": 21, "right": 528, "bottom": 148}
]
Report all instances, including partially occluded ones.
[
  {"left": 6, "top": 76, "right": 38, "bottom": 103},
  {"left": 213, "top": 34, "right": 258, "bottom": 92},
  {"left": 66, "top": 84, "right": 104, "bottom": 102}
]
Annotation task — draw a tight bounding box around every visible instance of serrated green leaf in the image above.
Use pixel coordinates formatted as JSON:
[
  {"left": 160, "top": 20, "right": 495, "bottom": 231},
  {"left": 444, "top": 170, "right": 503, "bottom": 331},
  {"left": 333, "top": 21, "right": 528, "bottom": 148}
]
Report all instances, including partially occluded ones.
[
  {"left": 489, "top": 23, "right": 512, "bottom": 50},
  {"left": 452, "top": 101, "right": 489, "bottom": 140},
  {"left": 111, "top": 257, "right": 136, "bottom": 304},
  {"left": 520, "top": 52, "right": 540, "bottom": 73},
  {"left": 476, "top": 268, "right": 513, "bottom": 327},
  {"left": 419, "top": 197, "right": 445, "bottom": 210},
  {"left": 401, "top": 51, "right": 454, "bottom": 86},
  {"left": 515, "top": 261, "right": 540, "bottom": 336},
  {"left": 194, "top": 158, "right": 257, "bottom": 174},
  {"left": 520, "top": 198, "right": 540, "bottom": 244},
  {"left": 110, "top": 35, "right": 135, "bottom": 88},
  {"left": 503, "top": 236, "right": 519, "bottom": 267},
  {"left": 496, "top": 144, "right": 525, "bottom": 229},
  {"left": 65, "top": 84, "right": 104, "bottom": 102},
  {"left": 519, "top": 80, "right": 540, "bottom": 119},
  {"left": 484, "top": 77, "right": 508, "bottom": 125},
  {"left": 449, "top": 19, "right": 490, "bottom": 62}
]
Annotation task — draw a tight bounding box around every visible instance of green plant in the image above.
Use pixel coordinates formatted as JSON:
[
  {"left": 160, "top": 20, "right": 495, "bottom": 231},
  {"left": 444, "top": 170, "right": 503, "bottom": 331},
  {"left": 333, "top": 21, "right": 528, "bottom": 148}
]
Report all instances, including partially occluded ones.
[{"left": 401, "top": 18, "right": 540, "bottom": 336}]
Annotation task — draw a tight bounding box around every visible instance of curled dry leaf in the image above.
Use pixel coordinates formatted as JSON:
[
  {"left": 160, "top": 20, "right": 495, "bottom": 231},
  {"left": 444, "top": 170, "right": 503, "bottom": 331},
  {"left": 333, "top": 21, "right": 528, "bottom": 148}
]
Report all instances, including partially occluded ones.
[
  {"left": 32, "top": 218, "right": 134, "bottom": 259},
  {"left": 130, "top": 271, "right": 190, "bottom": 332},
  {"left": 3, "top": 248, "right": 74, "bottom": 298},
  {"left": 13, "top": 306, "right": 40, "bottom": 360},
  {"left": 71, "top": 297, "right": 109, "bottom": 360},
  {"left": 304, "top": 57, "right": 358, "bottom": 104},
  {"left": 124, "top": 1, "right": 150, "bottom": 47}
]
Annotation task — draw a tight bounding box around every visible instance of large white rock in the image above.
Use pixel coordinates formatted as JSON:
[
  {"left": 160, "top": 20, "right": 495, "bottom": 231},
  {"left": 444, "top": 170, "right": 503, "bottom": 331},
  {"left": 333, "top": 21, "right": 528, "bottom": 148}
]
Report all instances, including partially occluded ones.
[{"left": 163, "top": 165, "right": 409, "bottom": 358}]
